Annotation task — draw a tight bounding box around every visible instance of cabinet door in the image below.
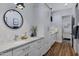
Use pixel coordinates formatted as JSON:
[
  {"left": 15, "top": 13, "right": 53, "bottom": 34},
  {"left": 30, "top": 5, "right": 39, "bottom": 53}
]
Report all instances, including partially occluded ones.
[
  {"left": 0, "top": 51, "right": 12, "bottom": 56},
  {"left": 13, "top": 45, "right": 29, "bottom": 56},
  {"left": 39, "top": 38, "right": 50, "bottom": 55},
  {"left": 28, "top": 40, "right": 41, "bottom": 56},
  {"left": 50, "top": 34, "right": 56, "bottom": 45},
  {"left": 44, "top": 33, "right": 53, "bottom": 49},
  {"left": 40, "top": 33, "right": 57, "bottom": 55},
  {"left": 49, "top": 32, "right": 57, "bottom": 46}
]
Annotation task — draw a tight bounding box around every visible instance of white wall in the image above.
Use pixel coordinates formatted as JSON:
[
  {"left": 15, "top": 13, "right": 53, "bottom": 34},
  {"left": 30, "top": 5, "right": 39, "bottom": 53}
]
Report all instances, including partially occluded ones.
[
  {"left": 32, "top": 3, "right": 51, "bottom": 36},
  {"left": 0, "top": 3, "right": 36, "bottom": 43},
  {"left": 74, "top": 4, "right": 79, "bottom": 53},
  {"left": 0, "top": 3, "right": 51, "bottom": 44},
  {"left": 76, "top": 6, "right": 79, "bottom": 25},
  {"left": 32, "top": 3, "right": 76, "bottom": 43},
  {"left": 47, "top": 3, "right": 75, "bottom": 12},
  {"left": 0, "top": 3, "right": 74, "bottom": 44}
]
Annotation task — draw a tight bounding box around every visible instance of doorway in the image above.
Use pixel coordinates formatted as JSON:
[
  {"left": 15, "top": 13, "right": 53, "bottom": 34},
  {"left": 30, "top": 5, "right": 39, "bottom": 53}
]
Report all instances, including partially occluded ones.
[{"left": 62, "top": 15, "right": 73, "bottom": 46}]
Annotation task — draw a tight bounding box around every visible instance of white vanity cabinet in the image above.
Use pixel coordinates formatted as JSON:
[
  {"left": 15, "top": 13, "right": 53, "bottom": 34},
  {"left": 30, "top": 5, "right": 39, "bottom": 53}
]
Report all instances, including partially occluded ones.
[
  {"left": 28, "top": 39, "right": 42, "bottom": 56},
  {"left": 12, "top": 37, "right": 45, "bottom": 56},
  {"left": 38, "top": 33, "right": 57, "bottom": 56},
  {"left": 0, "top": 50, "right": 12, "bottom": 56},
  {"left": 42, "top": 32, "right": 57, "bottom": 53},
  {"left": 13, "top": 44, "right": 30, "bottom": 56},
  {"left": 28, "top": 33, "right": 57, "bottom": 56},
  {"left": 0, "top": 33, "right": 57, "bottom": 56},
  {"left": 50, "top": 33, "right": 57, "bottom": 45},
  {"left": 39, "top": 38, "right": 49, "bottom": 55}
]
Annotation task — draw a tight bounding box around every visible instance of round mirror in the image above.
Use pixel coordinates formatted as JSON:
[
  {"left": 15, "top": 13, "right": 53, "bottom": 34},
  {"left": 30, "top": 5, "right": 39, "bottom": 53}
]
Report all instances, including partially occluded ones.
[{"left": 3, "top": 9, "right": 23, "bottom": 29}]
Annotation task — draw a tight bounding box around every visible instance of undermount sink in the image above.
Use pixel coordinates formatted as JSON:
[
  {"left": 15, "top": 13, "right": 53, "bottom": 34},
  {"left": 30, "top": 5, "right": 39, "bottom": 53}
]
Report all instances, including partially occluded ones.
[
  {"left": 49, "top": 27, "right": 58, "bottom": 34},
  {"left": 4, "top": 36, "right": 31, "bottom": 45},
  {"left": 1, "top": 35, "right": 40, "bottom": 45},
  {"left": 16, "top": 35, "right": 30, "bottom": 41},
  {"left": 14, "top": 33, "right": 31, "bottom": 41}
]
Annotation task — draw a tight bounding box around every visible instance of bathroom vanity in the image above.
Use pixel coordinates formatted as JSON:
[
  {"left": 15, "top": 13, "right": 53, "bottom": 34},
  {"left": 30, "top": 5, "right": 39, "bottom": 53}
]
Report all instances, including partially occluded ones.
[
  {"left": 0, "top": 8, "right": 58, "bottom": 56},
  {"left": 0, "top": 28, "right": 57, "bottom": 56}
]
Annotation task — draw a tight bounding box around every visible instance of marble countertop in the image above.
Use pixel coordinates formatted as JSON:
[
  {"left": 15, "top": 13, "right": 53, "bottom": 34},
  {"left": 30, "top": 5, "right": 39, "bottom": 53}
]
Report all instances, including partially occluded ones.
[
  {"left": 0, "top": 36, "right": 44, "bottom": 54},
  {"left": 0, "top": 28, "right": 58, "bottom": 54},
  {"left": 49, "top": 27, "right": 58, "bottom": 35}
]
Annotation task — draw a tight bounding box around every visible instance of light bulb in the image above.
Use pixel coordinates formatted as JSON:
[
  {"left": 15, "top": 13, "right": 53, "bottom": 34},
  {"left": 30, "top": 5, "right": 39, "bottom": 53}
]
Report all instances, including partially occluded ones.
[{"left": 64, "top": 3, "right": 68, "bottom": 6}]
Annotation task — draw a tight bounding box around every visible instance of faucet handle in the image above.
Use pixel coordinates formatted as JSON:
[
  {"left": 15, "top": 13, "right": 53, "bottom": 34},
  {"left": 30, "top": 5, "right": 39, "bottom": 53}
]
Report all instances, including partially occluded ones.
[
  {"left": 24, "top": 32, "right": 27, "bottom": 36},
  {"left": 15, "top": 35, "right": 18, "bottom": 37},
  {"left": 14, "top": 34, "right": 18, "bottom": 41}
]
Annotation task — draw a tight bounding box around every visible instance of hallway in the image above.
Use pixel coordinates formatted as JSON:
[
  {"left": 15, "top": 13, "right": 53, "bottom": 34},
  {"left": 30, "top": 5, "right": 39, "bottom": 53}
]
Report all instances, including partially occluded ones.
[{"left": 45, "top": 42, "right": 77, "bottom": 56}]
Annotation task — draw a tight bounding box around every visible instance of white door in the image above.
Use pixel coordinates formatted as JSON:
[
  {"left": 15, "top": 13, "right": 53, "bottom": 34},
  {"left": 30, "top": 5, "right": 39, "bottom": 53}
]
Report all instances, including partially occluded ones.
[
  {"left": 62, "top": 15, "right": 72, "bottom": 39},
  {"left": 62, "top": 15, "right": 72, "bottom": 45}
]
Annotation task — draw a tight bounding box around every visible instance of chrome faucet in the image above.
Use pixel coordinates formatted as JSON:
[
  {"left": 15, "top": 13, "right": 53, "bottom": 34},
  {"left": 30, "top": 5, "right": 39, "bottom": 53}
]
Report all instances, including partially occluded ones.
[
  {"left": 24, "top": 32, "right": 27, "bottom": 36},
  {"left": 14, "top": 35, "right": 18, "bottom": 41}
]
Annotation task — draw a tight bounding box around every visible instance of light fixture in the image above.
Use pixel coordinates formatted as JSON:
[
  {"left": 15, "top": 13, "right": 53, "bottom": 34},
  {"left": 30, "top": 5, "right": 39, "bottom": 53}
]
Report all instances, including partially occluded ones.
[
  {"left": 75, "top": 3, "right": 78, "bottom": 8},
  {"left": 50, "top": 8, "right": 53, "bottom": 22},
  {"left": 64, "top": 3, "right": 68, "bottom": 6},
  {"left": 16, "top": 3, "right": 25, "bottom": 10}
]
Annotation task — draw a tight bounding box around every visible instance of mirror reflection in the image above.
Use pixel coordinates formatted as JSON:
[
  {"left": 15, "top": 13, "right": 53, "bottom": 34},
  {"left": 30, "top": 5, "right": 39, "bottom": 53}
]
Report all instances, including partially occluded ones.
[{"left": 3, "top": 9, "right": 23, "bottom": 29}]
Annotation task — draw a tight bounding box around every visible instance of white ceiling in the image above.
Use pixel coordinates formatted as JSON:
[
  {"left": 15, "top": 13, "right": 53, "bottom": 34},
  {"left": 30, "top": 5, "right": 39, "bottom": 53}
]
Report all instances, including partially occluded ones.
[{"left": 47, "top": 3, "right": 76, "bottom": 11}]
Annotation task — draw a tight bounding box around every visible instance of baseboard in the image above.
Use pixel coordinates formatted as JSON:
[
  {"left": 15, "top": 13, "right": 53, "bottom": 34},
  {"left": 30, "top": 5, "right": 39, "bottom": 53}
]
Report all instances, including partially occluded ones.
[{"left": 63, "top": 38, "right": 70, "bottom": 40}]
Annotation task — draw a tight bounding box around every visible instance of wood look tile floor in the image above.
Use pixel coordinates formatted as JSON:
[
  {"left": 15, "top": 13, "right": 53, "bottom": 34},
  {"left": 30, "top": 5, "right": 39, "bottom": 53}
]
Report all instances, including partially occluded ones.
[{"left": 45, "top": 42, "right": 77, "bottom": 56}]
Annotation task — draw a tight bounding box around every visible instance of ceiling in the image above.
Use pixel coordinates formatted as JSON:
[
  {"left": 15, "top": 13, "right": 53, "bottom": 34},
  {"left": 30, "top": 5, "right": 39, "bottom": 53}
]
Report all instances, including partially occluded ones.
[{"left": 47, "top": 3, "right": 76, "bottom": 11}]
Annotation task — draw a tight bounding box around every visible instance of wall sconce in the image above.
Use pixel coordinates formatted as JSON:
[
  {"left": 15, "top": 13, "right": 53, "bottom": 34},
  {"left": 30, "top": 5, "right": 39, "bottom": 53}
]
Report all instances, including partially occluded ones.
[
  {"left": 75, "top": 3, "right": 78, "bottom": 8},
  {"left": 16, "top": 3, "right": 25, "bottom": 10},
  {"left": 50, "top": 8, "right": 53, "bottom": 22}
]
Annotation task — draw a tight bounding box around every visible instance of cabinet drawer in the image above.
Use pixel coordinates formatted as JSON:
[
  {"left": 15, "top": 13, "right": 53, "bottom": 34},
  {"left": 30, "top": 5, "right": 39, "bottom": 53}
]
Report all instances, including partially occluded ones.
[
  {"left": 28, "top": 46, "right": 41, "bottom": 56},
  {"left": 28, "top": 40, "right": 42, "bottom": 56},
  {"left": 13, "top": 45, "right": 29, "bottom": 56},
  {"left": 29, "top": 43, "right": 41, "bottom": 52},
  {"left": 29, "top": 40, "right": 41, "bottom": 48}
]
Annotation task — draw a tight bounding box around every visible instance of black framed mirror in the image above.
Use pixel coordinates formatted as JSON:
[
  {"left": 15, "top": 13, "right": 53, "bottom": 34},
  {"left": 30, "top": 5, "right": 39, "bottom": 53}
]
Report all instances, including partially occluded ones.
[{"left": 3, "top": 9, "right": 23, "bottom": 29}]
